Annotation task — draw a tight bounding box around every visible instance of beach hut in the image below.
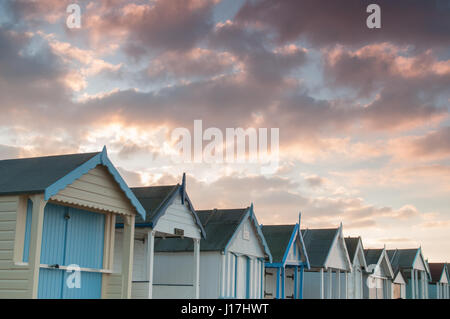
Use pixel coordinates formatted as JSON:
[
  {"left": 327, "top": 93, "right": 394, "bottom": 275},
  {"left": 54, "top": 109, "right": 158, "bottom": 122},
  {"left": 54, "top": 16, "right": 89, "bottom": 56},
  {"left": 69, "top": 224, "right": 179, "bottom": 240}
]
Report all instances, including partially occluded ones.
[
  {"left": 301, "top": 224, "right": 352, "bottom": 299},
  {"left": 261, "top": 216, "right": 310, "bottom": 299},
  {"left": 428, "top": 263, "right": 449, "bottom": 299},
  {"left": 391, "top": 269, "right": 407, "bottom": 299},
  {"left": 152, "top": 205, "right": 272, "bottom": 299},
  {"left": 363, "top": 248, "right": 394, "bottom": 299},
  {"left": 114, "top": 174, "right": 206, "bottom": 299},
  {"left": 387, "top": 248, "right": 430, "bottom": 299},
  {"left": 344, "top": 237, "right": 368, "bottom": 299},
  {"left": 0, "top": 148, "right": 146, "bottom": 299}
]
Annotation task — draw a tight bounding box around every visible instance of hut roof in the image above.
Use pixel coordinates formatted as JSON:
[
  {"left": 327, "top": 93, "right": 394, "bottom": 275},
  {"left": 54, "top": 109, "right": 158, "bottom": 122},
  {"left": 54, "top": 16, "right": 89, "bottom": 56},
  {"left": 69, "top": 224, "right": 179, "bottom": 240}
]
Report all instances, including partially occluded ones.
[{"left": 301, "top": 228, "right": 338, "bottom": 268}]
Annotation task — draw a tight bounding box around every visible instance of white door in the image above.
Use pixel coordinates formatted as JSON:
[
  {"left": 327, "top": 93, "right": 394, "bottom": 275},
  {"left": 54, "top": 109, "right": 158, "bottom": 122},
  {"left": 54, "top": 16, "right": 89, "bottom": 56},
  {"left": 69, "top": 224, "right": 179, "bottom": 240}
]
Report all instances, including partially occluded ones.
[
  {"left": 284, "top": 268, "right": 295, "bottom": 299},
  {"left": 264, "top": 268, "right": 277, "bottom": 299},
  {"left": 236, "top": 256, "right": 248, "bottom": 298}
]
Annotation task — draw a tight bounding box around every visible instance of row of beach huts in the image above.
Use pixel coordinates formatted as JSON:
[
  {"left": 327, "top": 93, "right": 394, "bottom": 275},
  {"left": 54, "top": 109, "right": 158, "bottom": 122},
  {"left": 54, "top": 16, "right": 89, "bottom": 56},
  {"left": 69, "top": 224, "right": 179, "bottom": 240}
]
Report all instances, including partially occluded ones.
[{"left": 0, "top": 148, "right": 448, "bottom": 299}]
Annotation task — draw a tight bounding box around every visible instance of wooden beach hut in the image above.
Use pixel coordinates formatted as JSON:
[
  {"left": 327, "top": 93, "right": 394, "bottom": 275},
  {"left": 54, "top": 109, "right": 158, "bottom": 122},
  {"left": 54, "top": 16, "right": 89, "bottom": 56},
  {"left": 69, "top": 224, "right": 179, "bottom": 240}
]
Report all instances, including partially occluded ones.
[
  {"left": 363, "top": 248, "right": 394, "bottom": 299},
  {"left": 152, "top": 204, "right": 272, "bottom": 299},
  {"left": 0, "top": 148, "right": 146, "bottom": 299},
  {"left": 301, "top": 224, "right": 352, "bottom": 299},
  {"left": 344, "top": 237, "right": 368, "bottom": 299},
  {"left": 428, "top": 263, "right": 449, "bottom": 299},
  {"left": 261, "top": 216, "right": 310, "bottom": 299},
  {"left": 114, "top": 174, "right": 206, "bottom": 299},
  {"left": 391, "top": 269, "right": 407, "bottom": 299},
  {"left": 387, "top": 248, "right": 430, "bottom": 299}
]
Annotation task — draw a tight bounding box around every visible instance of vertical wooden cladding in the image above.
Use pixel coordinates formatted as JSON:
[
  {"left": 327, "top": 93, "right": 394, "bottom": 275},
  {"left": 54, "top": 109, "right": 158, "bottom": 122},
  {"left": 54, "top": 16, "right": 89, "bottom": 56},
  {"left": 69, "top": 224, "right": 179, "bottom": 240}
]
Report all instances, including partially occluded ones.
[{"left": 0, "top": 196, "right": 32, "bottom": 298}]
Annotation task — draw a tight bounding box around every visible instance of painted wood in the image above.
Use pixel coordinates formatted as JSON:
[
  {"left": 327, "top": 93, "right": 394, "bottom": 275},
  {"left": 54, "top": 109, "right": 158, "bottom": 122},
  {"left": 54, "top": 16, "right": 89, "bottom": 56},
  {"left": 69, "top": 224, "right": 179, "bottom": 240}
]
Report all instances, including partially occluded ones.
[
  {"left": 227, "top": 218, "right": 265, "bottom": 258},
  {"left": 121, "top": 215, "right": 135, "bottom": 299},
  {"left": 193, "top": 238, "right": 200, "bottom": 299},
  {"left": 50, "top": 165, "right": 136, "bottom": 217},
  {"left": 153, "top": 193, "right": 201, "bottom": 239}
]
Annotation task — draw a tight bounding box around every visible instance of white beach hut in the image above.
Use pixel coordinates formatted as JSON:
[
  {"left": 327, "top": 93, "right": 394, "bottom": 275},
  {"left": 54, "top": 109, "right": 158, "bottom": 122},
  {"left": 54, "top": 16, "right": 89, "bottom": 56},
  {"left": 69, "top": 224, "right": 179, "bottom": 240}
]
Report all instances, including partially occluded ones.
[
  {"left": 344, "top": 237, "right": 368, "bottom": 299},
  {"left": 363, "top": 248, "right": 395, "bottom": 299},
  {"left": 153, "top": 205, "right": 272, "bottom": 298},
  {"left": 428, "top": 263, "right": 449, "bottom": 299},
  {"left": 261, "top": 219, "right": 310, "bottom": 299},
  {"left": 387, "top": 248, "right": 431, "bottom": 299},
  {"left": 301, "top": 224, "right": 352, "bottom": 299},
  {"left": 114, "top": 174, "right": 206, "bottom": 299}
]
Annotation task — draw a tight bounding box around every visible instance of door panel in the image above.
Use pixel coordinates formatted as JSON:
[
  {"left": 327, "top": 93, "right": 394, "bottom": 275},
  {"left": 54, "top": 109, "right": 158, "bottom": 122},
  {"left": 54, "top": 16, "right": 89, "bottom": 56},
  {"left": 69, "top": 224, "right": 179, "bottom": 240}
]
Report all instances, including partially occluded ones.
[
  {"left": 38, "top": 268, "right": 64, "bottom": 299},
  {"left": 236, "top": 256, "right": 248, "bottom": 298},
  {"left": 64, "top": 207, "right": 105, "bottom": 269},
  {"left": 40, "top": 204, "right": 67, "bottom": 265},
  {"left": 62, "top": 271, "right": 103, "bottom": 299},
  {"left": 38, "top": 203, "right": 105, "bottom": 299},
  {"left": 285, "top": 268, "right": 295, "bottom": 299}
]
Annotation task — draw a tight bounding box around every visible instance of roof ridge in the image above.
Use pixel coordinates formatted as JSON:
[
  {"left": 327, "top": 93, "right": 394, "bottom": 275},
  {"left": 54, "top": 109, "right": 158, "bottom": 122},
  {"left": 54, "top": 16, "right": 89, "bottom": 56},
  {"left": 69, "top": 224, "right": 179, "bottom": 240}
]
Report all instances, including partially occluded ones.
[{"left": 0, "top": 151, "right": 100, "bottom": 162}]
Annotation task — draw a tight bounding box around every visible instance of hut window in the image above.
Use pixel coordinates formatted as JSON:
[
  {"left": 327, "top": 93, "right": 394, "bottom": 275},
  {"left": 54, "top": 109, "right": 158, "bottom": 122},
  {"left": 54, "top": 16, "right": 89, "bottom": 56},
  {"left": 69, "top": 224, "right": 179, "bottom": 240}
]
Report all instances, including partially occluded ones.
[
  {"left": 243, "top": 223, "right": 250, "bottom": 240},
  {"left": 22, "top": 199, "right": 33, "bottom": 262}
]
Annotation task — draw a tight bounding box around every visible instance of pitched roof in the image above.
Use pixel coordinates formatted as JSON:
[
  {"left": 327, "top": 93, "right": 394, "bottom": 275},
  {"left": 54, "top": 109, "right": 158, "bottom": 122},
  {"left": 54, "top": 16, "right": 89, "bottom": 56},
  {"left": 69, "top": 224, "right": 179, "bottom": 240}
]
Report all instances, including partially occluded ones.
[
  {"left": 0, "top": 152, "right": 99, "bottom": 195},
  {"left": 261, "top": 225, "right": 296, "bottom": 264},
  {"left": 428, "top": 263, "right": 447, "bottom": 283},
  {"left": 344, "top": 237, "right": 360, "bottom": 264},
  {"left": 301, "top": 228, "right": 338, "bottom": 268},
  {"left": 387, "top": 248, "right": 418, "bottom": 271},
  {"left": 386, "top": 248, "right": 428, "bottom": 281},
  {"left": 131, "top": 185, "right": 179, "bottom": 224},
  {"left": 364, "top": 249, "right": 383, "bottom": 265},
  {"left": 0, "top": 149, "right": 146, "bottom": 218},
  {"left": 154, "top": 208, "right": 249, "bottom": 252}
]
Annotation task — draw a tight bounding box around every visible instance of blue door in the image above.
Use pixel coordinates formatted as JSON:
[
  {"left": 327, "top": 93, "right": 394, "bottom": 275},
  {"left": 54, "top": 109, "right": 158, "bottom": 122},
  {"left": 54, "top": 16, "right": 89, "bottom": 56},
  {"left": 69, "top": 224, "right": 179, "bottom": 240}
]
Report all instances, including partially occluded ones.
[{"left": 38, "top": 203, "right": 105, "bottom": 299}]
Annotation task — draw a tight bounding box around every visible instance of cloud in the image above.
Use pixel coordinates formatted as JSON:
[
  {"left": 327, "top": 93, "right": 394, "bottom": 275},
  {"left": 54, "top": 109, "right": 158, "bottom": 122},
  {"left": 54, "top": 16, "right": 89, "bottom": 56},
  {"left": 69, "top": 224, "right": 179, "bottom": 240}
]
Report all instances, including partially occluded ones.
[
  {"left": 236, "top": 0, "right": 450, "bottom": 50},
  {"left": 83, "top": 0, "right": 217, "bottom": 56}
]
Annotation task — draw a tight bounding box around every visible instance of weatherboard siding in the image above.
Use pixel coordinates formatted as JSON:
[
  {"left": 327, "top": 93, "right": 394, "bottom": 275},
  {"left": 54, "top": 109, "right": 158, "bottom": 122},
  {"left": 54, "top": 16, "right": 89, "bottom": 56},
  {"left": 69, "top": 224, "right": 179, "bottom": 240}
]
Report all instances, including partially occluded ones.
[
  {"left": 50, "top": 165, "right": 136, "bottom": 217},
  {"left": 0, "top": 195, "right": 32, "bottom": 298},
  {"left": 152, "top": 251, "right": 220, "bottom": 299},
  {"left": 153, "top": 193, "right": 201, "bottom": 239},
  {"left": 227, "top": 218, "right": 265, "bottom": 258}
]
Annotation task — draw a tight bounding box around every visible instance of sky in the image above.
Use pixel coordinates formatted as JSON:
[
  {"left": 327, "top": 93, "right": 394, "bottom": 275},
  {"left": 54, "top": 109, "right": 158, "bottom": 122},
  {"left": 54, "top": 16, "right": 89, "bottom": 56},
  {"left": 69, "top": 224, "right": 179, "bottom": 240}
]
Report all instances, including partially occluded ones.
[{"left": 0, "top": 0, "right": 449, "bottom": 261}]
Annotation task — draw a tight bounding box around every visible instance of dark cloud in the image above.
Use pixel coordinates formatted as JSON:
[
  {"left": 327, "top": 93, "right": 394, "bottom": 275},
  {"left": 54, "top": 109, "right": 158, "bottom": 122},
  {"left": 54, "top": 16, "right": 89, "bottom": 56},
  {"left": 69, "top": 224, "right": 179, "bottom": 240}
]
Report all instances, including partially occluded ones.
[
  {"left": 411, "top": 126, "right": 450, "bottom": 158},
  {"left": 236, "top": 0, "right": 450, "bottom": 50},
  {"left": 0, "top": 28, "right": 72, "bottom": 123},
  {"left": 83, "top": 0, "right": 217, "bottom": 57},
  {"left": 208, "top": 21, "right": 307, "bottom": 86}
]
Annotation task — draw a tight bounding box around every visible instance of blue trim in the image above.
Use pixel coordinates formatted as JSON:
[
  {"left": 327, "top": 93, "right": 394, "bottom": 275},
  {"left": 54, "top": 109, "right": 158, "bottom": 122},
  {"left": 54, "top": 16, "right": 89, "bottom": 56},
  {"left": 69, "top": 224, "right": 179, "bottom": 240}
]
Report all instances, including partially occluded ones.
[
  {"left": 276, "top": 268, "right": 280, "bottom": 298},
  {"left": 246, "top": 257, "right": 251, "bottom": 299},
  {"left": 23, "top": 199, "right": 33, "bottom": 262},
  {"left": 260, "top": 260, "right": 263, "bottom": 299},
  {"left": 293, "top": 266, "right": 298, "bottom": 299},
  {"left": 223, "top": 205, "right": 272, "bottom": 262},
  {"left": 234, "top": 254, "right": 238, "bottom": 298},
  {"left": 44, "top": 147, "right": 146, "bottom": 219},
  {"left": 281, "top": 267, "right": 285, "bottom": 298},
  {"left": 298, "top": 223, "right": 311, "bottom": 270},
  {"left": 281, "top": 224, "right": 299, "bottom": 266},
  {"left": 299, "top": 264, "right": 304, "bottom": 299}
]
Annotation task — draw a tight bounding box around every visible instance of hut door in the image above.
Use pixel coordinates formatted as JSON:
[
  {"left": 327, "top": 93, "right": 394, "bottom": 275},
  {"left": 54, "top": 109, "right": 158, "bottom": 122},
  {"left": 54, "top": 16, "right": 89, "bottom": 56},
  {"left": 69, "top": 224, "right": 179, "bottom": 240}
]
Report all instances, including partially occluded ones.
[
  {"left": 284, "top": 268, "right": 295, "bottom": 299},
  {"left": 264, "top": 268, "right": 276, "bottom": 298},
  {"left": 235, "top": 256, "right": 248, "bottom": 298},
  {"left": 38, "top": 204, "right": 105, "bottom": 299}
]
